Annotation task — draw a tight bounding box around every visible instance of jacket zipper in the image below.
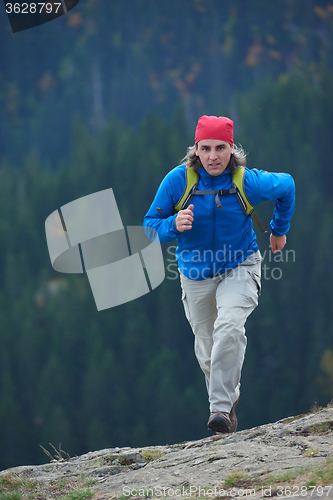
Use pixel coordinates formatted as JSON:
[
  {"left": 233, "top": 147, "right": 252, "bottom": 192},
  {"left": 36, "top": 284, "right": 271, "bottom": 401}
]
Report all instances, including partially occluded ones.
[{"left": 211, "top": 176, "right": 215, "bottom": 278}]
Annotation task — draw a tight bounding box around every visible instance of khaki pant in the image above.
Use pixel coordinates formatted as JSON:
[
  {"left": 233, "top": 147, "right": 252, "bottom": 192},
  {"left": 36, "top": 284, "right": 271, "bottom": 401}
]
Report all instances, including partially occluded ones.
[{"left": 180, "top": 251, "right": 262, "bottom": 413}]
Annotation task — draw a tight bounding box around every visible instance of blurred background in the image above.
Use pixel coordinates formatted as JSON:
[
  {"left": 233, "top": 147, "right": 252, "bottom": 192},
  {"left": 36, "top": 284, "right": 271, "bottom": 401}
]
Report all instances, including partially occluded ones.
[{"left": 0, "top": 0, "right": 332, "bottom": 470}]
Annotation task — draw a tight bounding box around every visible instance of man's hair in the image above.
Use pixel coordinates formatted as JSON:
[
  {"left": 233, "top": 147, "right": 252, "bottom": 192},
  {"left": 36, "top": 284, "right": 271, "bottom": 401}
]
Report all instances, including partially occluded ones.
[{"left": 180, "top": 144, "right": 247, "bottom": 174}]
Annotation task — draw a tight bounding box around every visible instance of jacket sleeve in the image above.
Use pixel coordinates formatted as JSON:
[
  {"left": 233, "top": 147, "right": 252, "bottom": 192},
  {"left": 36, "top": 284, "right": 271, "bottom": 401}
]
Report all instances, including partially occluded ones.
[
  {"left": 244, "top": 168, "right": 295, "bottom": 236},
  {"left": 143, "top": 167, "right": 184, "bottom": 242}
]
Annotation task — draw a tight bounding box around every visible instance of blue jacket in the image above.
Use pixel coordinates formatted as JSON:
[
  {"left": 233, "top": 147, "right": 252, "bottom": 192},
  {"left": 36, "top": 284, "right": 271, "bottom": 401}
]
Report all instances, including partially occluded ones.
[{"left": 143, "top": 164, "right": 295, "bottom": 280}]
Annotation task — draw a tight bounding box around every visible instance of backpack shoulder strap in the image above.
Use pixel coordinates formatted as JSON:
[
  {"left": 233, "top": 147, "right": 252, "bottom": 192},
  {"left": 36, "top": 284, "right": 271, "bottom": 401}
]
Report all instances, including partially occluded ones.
[
  {"left": 174, "top": 166, "right": 198, "bottom": 212},
  {"left": 232, "top": 166, "right": 254, "bottom": 216},
  {"left": 232, "top": 166, "right": 266, "bottom": 233},
  {"left": 173, "top": 164, "right": 267, "bottom": 233}
]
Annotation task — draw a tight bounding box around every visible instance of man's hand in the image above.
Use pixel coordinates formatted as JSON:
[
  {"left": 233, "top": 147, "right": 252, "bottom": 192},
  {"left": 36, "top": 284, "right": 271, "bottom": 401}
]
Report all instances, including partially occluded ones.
[
  {"left": 270, "top": 233, "right": 287, "bottom": 253},
  {"left": 175, "top": 204, "right": 194, "bottom": 232}
]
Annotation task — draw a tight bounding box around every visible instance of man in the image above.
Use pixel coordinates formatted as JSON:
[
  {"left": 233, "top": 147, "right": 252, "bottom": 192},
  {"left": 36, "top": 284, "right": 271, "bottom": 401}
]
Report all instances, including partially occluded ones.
[{"left": 144, "top": 115, "right": 295, "bottom": 434}]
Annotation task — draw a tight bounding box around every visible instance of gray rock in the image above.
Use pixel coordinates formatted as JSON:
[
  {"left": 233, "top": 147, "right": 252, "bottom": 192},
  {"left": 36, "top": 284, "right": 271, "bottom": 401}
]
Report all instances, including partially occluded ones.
[{"left": 1, "top": 407, "right": 332, "bottom": 499}]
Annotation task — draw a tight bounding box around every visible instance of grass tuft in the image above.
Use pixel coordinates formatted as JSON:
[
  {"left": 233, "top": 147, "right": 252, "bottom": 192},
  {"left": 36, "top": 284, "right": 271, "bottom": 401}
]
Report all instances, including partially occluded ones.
[
  {"left": 59, "top": 488, "right": 94, "bottom": 500},
  {"left": 306, "top": 458, "right": 333, "bottom": 486},
  {"left": 302, "top": 448, "right": 319, "bottom": 457},
  {"left": 223, "top": 471, "right": 250, "bottom": 487},
  {"left": 39, "top": 443, "right": 70, "bottom": 462},
  {"left": 307, "top": 421, "right": 333, "bottom": 434},
  {"left": 309, "top": 403, "right": 323, "bottom": 414},
  {"left": 140, "top": 449, "right": 165, "bottom": 462},
  {"left": 0, "top": 493, "right": 22, "bottom": 500},
  {"left": 0, "top": 475, "right": 23, "bottom": 493},
  {"left": 0, "top": 472, "right": 97, "bottom": 500}
]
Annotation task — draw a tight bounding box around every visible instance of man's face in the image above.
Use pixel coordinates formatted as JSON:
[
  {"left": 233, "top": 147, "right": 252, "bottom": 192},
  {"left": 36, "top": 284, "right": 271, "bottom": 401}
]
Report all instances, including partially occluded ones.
[{"left": 195, "top": 139, "right": 233, "bottom": 176}]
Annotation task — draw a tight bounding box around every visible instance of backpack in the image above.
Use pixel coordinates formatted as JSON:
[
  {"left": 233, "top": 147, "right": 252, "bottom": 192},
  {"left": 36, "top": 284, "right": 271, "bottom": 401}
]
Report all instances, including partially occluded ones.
[{"left": 173, "top": 165, "right": 266, "bottom": 233}]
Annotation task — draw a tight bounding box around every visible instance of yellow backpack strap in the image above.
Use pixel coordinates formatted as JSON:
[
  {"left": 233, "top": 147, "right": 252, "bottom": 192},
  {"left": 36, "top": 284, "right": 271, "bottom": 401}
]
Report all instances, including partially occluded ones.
[
  {"left": 232, "top": 166, "right": 267, "bottom": 233},
  {"left": 174, "top": 166, "right": 199, "bottom": 212},
  {"left": 232, "top": 166, "right": 254, "bottom": 216}
]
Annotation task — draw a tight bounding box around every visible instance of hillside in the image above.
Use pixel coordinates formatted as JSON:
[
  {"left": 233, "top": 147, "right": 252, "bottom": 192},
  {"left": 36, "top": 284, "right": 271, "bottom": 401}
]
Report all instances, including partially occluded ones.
[
  {"left": 1, "top": 407, "right": 332, "bottom": 499},
  {"left": 1, "top": 0, "right": 333, "bottom": 162}
]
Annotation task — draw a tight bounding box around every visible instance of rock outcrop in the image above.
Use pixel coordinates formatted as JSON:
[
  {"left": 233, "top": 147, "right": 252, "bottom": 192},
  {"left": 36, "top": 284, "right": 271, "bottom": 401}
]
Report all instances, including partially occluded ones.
[{"left": 1, "top": 407, "right": 332, "bottom": 499}]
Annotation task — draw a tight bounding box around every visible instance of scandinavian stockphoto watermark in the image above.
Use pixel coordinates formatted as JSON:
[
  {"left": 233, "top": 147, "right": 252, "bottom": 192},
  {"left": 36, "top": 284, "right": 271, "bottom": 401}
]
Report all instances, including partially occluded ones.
[
  {"left": 164, "top": 245, "right": 296, "bottom": 281},
  {"left": 45, "top": 189, "right": 165, "bottom": 311},
  {"left": 45, "top": 190, "right": 295, "bottom": 310}
]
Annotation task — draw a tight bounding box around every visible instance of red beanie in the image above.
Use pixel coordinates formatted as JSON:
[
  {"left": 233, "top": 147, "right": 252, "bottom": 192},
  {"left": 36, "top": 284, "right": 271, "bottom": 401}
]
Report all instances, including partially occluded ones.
[{"left": 195, "top": 115, "right": 234, "bottom": 145}]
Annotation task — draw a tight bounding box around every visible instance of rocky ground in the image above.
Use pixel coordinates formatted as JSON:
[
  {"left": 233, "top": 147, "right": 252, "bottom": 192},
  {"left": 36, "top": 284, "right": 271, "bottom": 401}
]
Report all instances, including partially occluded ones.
[{"left": 0, "top": 407, "right": 332, "bottom": 500}]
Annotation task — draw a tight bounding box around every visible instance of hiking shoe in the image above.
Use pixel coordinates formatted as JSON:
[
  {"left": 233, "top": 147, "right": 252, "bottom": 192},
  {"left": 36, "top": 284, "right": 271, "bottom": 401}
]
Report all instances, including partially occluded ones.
[
  {"left": 207, "top": 412, "right": 232, "bottom": 433},
  {"left": 229, "top": 398, "right": 239, "bottom": 433},
  {"left": 208, "top": 398, "right": 239, "bottom": 434}
]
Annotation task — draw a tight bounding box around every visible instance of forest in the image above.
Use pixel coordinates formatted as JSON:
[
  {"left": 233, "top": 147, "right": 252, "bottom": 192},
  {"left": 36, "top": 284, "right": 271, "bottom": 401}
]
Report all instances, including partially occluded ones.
[{"left": 0, "top": 0, "right": 333, "bottom": 471}]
